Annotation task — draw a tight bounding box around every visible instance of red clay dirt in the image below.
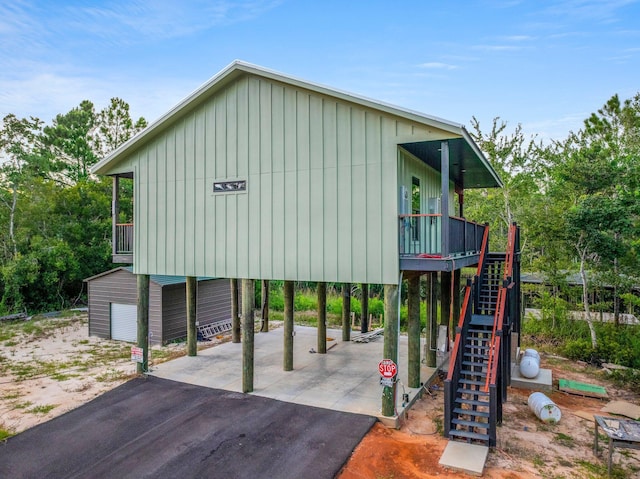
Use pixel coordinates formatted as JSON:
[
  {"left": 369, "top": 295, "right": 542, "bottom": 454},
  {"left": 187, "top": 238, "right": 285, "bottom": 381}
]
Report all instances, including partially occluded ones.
[{"left": 338, "top": 359, "right": 640, "bottom": 479}]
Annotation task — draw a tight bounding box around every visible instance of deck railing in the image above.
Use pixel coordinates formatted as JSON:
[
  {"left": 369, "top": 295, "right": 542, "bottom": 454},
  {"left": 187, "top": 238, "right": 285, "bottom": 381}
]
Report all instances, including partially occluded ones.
[
  {"left": 115, "top": 223, "right": 133, "bottom": 254},
  {"left": 398, "top": 214, "right": 486, "bottom": 257}
]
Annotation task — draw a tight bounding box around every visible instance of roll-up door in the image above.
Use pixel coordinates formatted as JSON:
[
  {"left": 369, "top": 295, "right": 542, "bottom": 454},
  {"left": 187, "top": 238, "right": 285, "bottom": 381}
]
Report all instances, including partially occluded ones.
[{"left": 110, "top": 303, "right": 137, "bottom": 342}]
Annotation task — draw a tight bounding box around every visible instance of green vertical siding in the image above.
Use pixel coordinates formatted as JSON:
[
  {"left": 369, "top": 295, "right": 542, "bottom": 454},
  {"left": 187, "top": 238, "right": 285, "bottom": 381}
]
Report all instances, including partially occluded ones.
[{"left": 112, "top": 74, "right": 459, "bottom": 284}]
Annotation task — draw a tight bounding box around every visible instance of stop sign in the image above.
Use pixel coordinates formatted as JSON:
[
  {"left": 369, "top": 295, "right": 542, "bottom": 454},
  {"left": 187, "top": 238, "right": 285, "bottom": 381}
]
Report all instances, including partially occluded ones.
[{"left": 378, "top": 359, "right": 397, "bottom": 379}]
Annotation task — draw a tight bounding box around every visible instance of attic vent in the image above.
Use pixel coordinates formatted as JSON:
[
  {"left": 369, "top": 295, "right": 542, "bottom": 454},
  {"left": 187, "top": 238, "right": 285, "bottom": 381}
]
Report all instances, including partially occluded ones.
[{"left": 213, "top": 180, "right": 247, "bottom": 193}]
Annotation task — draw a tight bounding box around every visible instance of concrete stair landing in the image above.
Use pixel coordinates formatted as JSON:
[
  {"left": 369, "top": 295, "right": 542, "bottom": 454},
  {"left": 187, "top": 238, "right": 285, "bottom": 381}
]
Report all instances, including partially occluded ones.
[{"left": 439, "top": 440, "right": 489, "bottom": 476}]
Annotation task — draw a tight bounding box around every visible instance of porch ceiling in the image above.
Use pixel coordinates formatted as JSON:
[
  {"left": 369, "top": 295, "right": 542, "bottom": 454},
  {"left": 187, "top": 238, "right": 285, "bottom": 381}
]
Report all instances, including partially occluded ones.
[{"left": 400, "top": 138, "right": 502, "bottom": 189}]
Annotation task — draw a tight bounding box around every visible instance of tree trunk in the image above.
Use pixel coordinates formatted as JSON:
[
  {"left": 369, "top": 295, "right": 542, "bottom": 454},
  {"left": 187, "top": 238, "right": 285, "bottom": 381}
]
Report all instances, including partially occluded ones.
[
  {"left": 579, "top": 251, "right": 598, "bottom": 349},
  {"left": 317, "top": 282, "right": 327, "bottom": 354},
  {"left": 407, "top": 275, "right": 421, "bottom": 388},
  {"left": 613, "top": 256, "right": 620, "bottom": 326},
  {"left": 342, "top": 283, "right": 351, "bottom": 342},
  {"left": 9, "top": 183, "right": 17, "bottom": 258},
  {"left": 186, "top": 276, "right": 197, "bottom": 356},
  {"left": 241, "top": 279, "right": 255, "bottom": 393},
  {"left": 382, "top": 284, "right": 399, "bottom": 417},
  {"left": 260, "top": 280, "right": 269, "bottom": 332},
  {"left": 283, "top": 281, "right": 294, "bottom": 371},
  {"left": 231, "top": 279, "right": 240, "bottom": 343}
]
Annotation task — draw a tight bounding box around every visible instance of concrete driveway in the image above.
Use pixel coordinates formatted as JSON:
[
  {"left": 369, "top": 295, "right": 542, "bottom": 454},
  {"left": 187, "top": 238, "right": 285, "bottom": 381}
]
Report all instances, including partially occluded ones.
[{"left": 0, "top": 377, "right": 376, "bottom": 479}]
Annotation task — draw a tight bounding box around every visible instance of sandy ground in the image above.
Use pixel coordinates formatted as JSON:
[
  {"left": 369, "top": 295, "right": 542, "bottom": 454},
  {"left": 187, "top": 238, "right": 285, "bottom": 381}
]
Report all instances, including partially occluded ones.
[
  {"left": 2, "top": 315, "right": 640, "bottom": 478},
  {"left": 0, "top": 313, "right": 219, "bottom": 435}
]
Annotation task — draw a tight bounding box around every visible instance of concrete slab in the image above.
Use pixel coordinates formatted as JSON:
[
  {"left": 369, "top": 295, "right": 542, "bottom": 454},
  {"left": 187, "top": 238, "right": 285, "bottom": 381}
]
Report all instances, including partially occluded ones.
[
  {"left": 511, "top": 365, "right": 553, "bottom": 392},
  {"left": 439, "top": 441, "right": 489, "bottom": 476},
  {"left": 150, "top": 325, "right": 440, "bottom": 426}
]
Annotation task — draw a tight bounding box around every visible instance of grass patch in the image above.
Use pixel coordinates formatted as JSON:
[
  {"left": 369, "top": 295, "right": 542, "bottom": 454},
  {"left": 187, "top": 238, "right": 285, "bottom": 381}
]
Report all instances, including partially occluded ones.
[
  {"left": 95, "top": 369, "right": 128, "bottom": 382},
  {"left": 1, "top": 390, "right": 22, "bottom": 401},
  {"left": 12, "top": 401, "right": 33, "bottom": 410},
  {"left": 553, "top": 432, "right": 575, "bottom": 448},
  {"left": 8, "top": 359, "right": 72, "bottom": 381},
  {"left": 51, "top": 372, "right": 78, "bottom": 381},
  {"left": 3, "top": 340, "right": 18, "bottom": 347},
  {"left": 26, "top": 404, "right": 57, "bottom": 414},
  {"left": 576, "top": 459, "right": 629, "bottom": 479},
  {"left": 0, "top": 425, "right": 15, "bottom": 441}
]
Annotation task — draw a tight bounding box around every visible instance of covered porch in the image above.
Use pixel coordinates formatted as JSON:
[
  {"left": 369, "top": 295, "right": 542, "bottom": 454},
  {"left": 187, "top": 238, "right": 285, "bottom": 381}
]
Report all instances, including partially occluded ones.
[
  {"left": 397, "top": 137, "right": 500, "bottom": 273},
  {"left": 149, "top": 325, "right": 442, "bottom": 427}
]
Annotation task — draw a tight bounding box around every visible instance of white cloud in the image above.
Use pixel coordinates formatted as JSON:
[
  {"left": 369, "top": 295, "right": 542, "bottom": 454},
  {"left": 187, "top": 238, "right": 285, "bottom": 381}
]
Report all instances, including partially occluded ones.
[
  {"left": 417, "top": 62, "right": 459, "bottom": 70},
  {"left": 543, "top": 0, "right": 637, "bottom": 24},
  {"left": 64, "top": 0, "right": 284, "bottom": 42}
]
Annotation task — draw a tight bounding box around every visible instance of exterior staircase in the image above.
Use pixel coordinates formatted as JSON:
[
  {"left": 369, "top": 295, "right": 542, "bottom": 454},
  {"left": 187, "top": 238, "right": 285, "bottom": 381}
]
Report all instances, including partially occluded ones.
[{"left": 444, "top": 223, "right": 521, "bottom": 448}]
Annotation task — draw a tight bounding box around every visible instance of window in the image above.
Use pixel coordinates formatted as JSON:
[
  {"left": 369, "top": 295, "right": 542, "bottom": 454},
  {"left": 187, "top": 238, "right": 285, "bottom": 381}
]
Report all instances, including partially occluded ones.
[
  {"left": 213, "top": 180, "right": 247, "bottom": 193},
  {"left": 411, "top": 177, "right": 420, "bottom": 242}
]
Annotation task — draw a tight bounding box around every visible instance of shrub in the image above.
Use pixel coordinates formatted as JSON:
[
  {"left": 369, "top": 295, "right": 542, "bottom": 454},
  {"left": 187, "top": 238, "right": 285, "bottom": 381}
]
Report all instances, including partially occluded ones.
[
  {"left": 294, "top": 293, "right": 317, "bottom": 311},
  {"left": 327, "top": 297, "right": 342, "bottom": 315}
]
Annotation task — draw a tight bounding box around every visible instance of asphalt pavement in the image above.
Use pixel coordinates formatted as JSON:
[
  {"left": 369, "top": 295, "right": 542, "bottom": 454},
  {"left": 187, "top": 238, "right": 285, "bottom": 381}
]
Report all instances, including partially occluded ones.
[{"left": 0, "top": 376, "right": 376, "bottom": 479}]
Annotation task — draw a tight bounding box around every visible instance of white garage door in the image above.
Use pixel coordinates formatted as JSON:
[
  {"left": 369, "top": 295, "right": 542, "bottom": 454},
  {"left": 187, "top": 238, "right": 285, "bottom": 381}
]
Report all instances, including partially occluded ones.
[{"left": 110, "top": 303, "right": 137, "bottom": 342}]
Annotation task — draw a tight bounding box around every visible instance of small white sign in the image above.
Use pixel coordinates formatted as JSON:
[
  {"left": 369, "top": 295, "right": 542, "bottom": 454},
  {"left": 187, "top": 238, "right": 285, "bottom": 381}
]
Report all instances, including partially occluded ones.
[
  {"left": 380, "top": 377, "right": 394, "bottom": 388},
  {"left": 131, "top": 346, "right": 144, "bottom": 363}
]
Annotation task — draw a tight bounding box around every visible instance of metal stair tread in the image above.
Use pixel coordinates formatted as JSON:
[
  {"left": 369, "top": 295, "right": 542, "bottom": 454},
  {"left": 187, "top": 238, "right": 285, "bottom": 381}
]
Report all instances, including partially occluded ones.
[
  {"left": 463, "top": 352, "right": 488, "bottom": 359},
  {"left": 448, "top": 429, "right": 490, "bottom": 442},
  {"left": 453, "top": 407, "right": 490, "bottom": 418},
  {"left": 462, "top": 360, "right": 488, "bottom": 368},
  {"left": 459, "top": 378, "right": 486, "bottom": 386},
  {"left": 457, "top": 387, "right": 489, "bottom": 396},
  {"left": 455, "top": 397, "right": 490, "bottom": 407},
  {"left": 470, "top": 314, "right": 495, "bottom": 327},
  {"left": 461, "top": 369, "right": 487, "bottom": 378},
  {"left": 452, "top": 418, "right": 489, "bottom": 429}
]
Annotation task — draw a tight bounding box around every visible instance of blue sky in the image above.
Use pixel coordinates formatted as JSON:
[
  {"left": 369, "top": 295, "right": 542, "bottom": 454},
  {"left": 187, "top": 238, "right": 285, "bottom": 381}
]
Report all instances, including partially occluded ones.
[{"left": 1, "top": 0, "right": 639, "bottom": 142}]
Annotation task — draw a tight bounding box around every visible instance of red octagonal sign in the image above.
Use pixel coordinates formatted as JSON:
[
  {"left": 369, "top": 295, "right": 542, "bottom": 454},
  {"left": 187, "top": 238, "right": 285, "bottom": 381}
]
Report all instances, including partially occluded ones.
[{"left": 378, "top": 359, "right": 397, "bottom": 379}]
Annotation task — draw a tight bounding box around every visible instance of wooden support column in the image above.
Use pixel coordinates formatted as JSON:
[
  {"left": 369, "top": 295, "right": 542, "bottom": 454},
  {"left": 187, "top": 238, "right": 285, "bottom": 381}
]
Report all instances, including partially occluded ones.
[
  {"left": 453, "top": 270, "right": 461, "bottom": 333},
  {"left": 382, "top": 283, "right": 399, "bottom": 417},
  {"left": 441, "top": 140, "right": 450, "bottom": 258},
  {"left": 284, "top": 280, "right": 294, "bottom": 371},
  {"left": 241, "top": 279, "right": 255, "bottom": 393},
  {"left": 361, "top": 283, "right": 369, "bottom": 333},
  {"left": 441, "top": 271, "right": 452, "bottom": 349},
  {"left": 112, "top": 176, "right": 119, "bottom": 257},
  {"left": 260, "top": 280, "right": 270, "bottom": 332},
  {"left": 342, "top": 283, "right": 351, "bottom": 342},
  {"left": 186, "top": 276, "right": 197, "bottom": 356},
  {"left": 136, "top": 274, "right": 150, "bottom": 374},
  {"left": 231, "top": 279, "right": 240, "bottom": 343},
  {"left": 426, "top": 273, "right": 438, "bottom": 367},
  {"left": 407, "top": 275, "right": 421, "bottom": 388},
  {"left": 317, "top": 282, "right": 327, "bottom": 354}
]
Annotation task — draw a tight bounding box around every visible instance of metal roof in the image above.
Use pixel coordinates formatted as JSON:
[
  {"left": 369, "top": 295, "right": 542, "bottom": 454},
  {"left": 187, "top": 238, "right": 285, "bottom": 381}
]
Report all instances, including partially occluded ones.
[
  {"left": 84, "top": 267, "right": 216, "bottom": 285},
  {"left": 400, "top": 137, "right": 501, "bottom": 189},
  {"left": 91, "top": 60, "right": 501, "bottom": 188}
]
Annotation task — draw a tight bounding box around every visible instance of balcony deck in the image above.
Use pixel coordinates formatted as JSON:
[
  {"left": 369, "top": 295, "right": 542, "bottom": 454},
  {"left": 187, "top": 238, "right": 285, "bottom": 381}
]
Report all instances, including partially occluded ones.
[
  {"left": 398, "top": 214, "right": 485, "bottom": 272},
  {"left": 113, "top": 223, "right": 133, "bottom": 264}
]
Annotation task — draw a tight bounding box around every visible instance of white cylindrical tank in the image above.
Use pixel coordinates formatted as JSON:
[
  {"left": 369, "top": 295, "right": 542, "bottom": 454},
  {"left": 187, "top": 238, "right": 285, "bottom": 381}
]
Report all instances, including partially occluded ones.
[
  {"left": 524, "top": 349, "right": 540, "bottom": 362},
  {"left": 528, "top": 392, "right": 561, "bottom": 424},
  {"left": 520, "top": 348, "right": 541, "bottom": 378}
]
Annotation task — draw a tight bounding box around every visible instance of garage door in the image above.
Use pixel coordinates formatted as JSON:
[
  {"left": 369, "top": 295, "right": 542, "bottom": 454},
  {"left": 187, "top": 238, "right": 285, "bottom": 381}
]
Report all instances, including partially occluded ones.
[{"left": 110, "top": 303, "right": 137, "bottom": 342}]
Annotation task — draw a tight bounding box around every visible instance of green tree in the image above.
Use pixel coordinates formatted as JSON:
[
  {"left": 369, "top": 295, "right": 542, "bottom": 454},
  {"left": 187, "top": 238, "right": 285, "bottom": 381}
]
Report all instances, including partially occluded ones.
[
  {"left": 42, "top": 100, "right": 99, "bottom": 184},
  {"left": 466, "top": 117, "right": 542, "bottom": 256},
  {"left": 0, "top": 114, "right": 43, "bottom": 259},
  {"left": 92, "top": 97, "right": 148, "bottom": 157}
]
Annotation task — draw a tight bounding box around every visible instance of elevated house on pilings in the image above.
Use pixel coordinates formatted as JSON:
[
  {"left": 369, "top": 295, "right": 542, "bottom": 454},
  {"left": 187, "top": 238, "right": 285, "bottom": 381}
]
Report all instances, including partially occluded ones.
[{"left": 91, "top": 61, "right": 521, "bottom": 439}]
